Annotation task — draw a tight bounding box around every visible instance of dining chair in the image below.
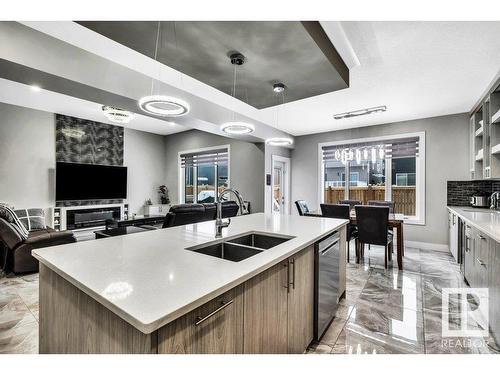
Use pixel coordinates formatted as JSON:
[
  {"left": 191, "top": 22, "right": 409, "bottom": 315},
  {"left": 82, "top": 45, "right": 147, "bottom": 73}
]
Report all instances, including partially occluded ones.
[
  {"left": 354, "top": 205, "right": 395, "bottom": 269},
  {"left": 367, "top": 200, "right": 395, "bottom": 213},
  {"left": 338, "top": 199, "right": 362, "bottom": 211},
  {"left": 320, "top": 203, "right": 358, "bottom": 262},
  {"left": 295, "top": 200, "right": 310, "bottom": 216}
]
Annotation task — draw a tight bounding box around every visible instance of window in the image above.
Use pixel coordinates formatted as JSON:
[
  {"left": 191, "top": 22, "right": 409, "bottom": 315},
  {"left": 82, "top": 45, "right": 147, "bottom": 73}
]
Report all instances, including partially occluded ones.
[
  {"left": 179, "top": 146, "right": 230, "bottom": 204},
  {"left": 319, "top": 132, "right": 425, "bottom": 224}
]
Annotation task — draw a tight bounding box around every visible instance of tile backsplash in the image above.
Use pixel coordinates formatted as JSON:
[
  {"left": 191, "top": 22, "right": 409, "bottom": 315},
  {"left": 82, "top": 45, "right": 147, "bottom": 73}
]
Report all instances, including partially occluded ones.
[{"left": 447, "top": 180, "right": 500, "bottom": 206}]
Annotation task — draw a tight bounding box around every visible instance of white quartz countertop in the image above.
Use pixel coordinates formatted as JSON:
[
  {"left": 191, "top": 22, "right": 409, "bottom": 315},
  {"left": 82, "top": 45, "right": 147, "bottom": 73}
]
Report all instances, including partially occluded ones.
[
  {"left": 448, "top": 206, "right": 500, "bottom": 243},
  {"left": 33, "top": 213, "right": 347, "bottom": 334}
]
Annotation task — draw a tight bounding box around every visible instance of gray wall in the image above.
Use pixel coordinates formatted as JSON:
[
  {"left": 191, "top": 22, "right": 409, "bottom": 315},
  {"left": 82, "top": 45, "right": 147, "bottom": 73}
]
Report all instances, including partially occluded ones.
[
  {"left": 291, "top": 113, "right": 470, "bottom": 245},
  {"left": 124, "top": 128, "right": 166, "bottom": 216},
  {"left": 164, "top": 130, "right": 265, "bottom": 213},
  {"left": 0, "top": 103, "right": 55, "bottom": 216},
  {"left": 0, "top": 102, "right": 167, "bottom": 219}
]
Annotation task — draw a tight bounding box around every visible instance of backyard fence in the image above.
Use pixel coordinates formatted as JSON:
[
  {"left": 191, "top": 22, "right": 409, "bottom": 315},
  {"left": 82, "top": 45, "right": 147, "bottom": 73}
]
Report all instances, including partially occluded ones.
[{"left": 324, "top": 186, "right": 416, "bottom": 216}]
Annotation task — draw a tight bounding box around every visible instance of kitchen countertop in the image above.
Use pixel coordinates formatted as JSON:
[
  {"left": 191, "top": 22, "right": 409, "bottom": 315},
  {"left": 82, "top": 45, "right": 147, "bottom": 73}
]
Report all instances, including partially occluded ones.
[
  {"left": 448, "top": 206, "right": 500, "bottom": 243},
  {"left": 32, "top": 213, "right": 347, "bottom": 334}
]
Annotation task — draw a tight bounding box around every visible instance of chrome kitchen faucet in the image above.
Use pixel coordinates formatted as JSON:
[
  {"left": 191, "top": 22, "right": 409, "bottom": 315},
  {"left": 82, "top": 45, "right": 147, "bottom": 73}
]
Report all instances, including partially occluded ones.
[{"left": 215, "top": 188, "right": 247, "bottom": 237}]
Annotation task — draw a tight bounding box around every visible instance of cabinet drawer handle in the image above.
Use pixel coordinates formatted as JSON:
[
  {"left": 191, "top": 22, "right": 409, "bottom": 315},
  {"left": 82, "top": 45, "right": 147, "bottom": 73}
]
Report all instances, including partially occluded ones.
[
  {"left": 476, "top": 258, "right": 487, "bottom": 267},
  {"left": 478, "top": 234, "right": 486, "bottom": 240},
  {"left": 290, "top": 258, "right": 296, "bottom": 290},
  {"left": 284, "top": 262, "right": 290, "bottom": 293},
  {"left": 195, "top": 299, "right": 234, "bottom": 326}
]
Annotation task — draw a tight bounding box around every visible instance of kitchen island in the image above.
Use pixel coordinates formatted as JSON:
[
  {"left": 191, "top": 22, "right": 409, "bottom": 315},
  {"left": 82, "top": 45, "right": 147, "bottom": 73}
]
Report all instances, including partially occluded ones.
[{"left": 33, "top": 213, "right": 348, "bottom": 354}]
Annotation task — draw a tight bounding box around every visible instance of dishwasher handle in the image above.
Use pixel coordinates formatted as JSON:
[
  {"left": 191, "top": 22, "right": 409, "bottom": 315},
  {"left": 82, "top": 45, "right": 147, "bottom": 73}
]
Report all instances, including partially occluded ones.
[{"left": 320, "top": 238, "right": 340, "bottom": 256}]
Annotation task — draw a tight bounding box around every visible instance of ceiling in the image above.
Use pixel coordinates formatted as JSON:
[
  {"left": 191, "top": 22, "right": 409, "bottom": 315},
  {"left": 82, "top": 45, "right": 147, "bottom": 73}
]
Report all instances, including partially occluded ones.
[
  {"left": 0, "top": 21, "right": 294, "bottom": 144},
  {"left": 0, "top": 78, "right": 187, "bottom": 135},
  {"left": 267, "top": 21, "right": 500, "bottom": 135},
  {"left": 76, "top": 21, "right": 349, "bottom": 109},
  {"left": 2, "top": 21, "right": 500, "bottom": 139}
]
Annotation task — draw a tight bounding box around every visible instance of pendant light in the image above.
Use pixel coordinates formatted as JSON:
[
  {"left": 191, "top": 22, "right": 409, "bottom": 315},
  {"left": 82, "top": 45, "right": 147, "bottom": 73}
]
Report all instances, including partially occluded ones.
[
  {"left": 102, "top": 105, "right": 134, "bottom": 124},
  {"left": 220, "top": 53, "right": 255, "bottom": 135},
  {"left": 266, "top": 82, "right": 293, "bottom": 147},
  {"left": 138, "top": 22, "right": 190, "bottom": 117}
]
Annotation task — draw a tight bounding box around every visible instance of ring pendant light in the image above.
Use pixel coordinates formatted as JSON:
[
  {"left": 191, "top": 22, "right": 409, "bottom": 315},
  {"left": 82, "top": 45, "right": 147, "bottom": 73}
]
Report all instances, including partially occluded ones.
[
  {"left": 266, "top": 83, "right": 293, "bottom": 146},
  {"left": 220, "top": 53, "right": 255, "bottom": 135},
  {"left": 138, "top": 22, "right": 190, "bottom": 117}
]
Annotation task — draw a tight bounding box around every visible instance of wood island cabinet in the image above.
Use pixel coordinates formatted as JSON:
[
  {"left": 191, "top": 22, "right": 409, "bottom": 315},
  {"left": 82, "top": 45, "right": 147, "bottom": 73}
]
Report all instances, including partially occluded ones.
[
  {"left": 40, "top": 238, "right": 340, "bottom": 354},
  {"left": 242, "top": 245, "right": 315, "bottom": 353},
  {"left": 242, "top": 259, "right": 289, "bottom": 353},
  {"left": 286, "top": 245, "right": 315, "bottom": 353},
  {"left": 158, "top": 245, "right": 316, "bottom": 354},
  {"left": 157, "top": 285, "right": 245, "bottom": 354}
]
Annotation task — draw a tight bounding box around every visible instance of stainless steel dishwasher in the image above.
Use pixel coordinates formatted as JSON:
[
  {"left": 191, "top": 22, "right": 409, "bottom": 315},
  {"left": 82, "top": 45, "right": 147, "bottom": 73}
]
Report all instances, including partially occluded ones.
[{"left": 314, "top": 230, "right": 340, "bottom": 340}]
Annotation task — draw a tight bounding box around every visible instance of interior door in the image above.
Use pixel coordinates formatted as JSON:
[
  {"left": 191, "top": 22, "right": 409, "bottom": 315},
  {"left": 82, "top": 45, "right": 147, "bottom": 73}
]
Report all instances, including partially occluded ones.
[
  {"left": 271, "top": 156, "right": 290, "bottom": 214},
  {"left": 273, "top": 162, "right": 284, "bottom": 213}
]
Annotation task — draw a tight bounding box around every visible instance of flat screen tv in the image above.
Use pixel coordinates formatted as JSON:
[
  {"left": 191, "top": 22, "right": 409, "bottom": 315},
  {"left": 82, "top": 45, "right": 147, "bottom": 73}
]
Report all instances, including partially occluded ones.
[{"left": 56, "top": 162, "right": 127, "bottom": 201}]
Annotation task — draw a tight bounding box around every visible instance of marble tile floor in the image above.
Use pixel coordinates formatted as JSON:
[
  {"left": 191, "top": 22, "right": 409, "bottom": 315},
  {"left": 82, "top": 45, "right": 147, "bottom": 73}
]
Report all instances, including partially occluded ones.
[
  {"left": 307, "top": 244, "right": 499, "bottom": 355},
  {"left": 0, "top": 244, "right": 498, "bottom": 354}
]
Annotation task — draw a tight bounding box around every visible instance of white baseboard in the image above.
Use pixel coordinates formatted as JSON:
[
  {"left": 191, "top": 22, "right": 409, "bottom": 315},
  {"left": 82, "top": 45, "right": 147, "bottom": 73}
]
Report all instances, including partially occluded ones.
[{"left": 405, "top": 240, "right": 449, "bottom": 253}]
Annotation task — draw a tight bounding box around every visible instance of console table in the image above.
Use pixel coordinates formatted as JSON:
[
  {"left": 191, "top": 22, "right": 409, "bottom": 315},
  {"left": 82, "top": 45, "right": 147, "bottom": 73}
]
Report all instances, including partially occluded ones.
[{"left": 105, "top": 214, "right": 165, "bottom": 229}]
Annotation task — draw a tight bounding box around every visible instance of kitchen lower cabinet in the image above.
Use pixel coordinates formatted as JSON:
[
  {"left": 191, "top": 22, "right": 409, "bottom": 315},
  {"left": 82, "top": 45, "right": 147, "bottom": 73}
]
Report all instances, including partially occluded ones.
[
  {"left": 287, "top": 245, "right": 315, "bottom": 353},
  {"left": 464, "top": 224, "right": 475, "bottom": 285},
  {"left": 156, "top": 245, "right": 319, "bottom": 354},
  {"left": 157, "top": 285, "right": 244, "bottom": 354},
  {"left": 461, "top": 225, "right": 499, "bottom": 349},
  {"left": 243, "top": 245, "right": 315, "bottom": 354},
  {"left": 488, "top": 240, "right": 500, "bottom": 349},
  {"left": 242, "top": 259, "right": 289, "bottom": 353},
  {"left": 467, "top": 227, "right": 490, "bottom": 288},
  {"left": 449, "top": 212, "right": 459, "bottom": 262}
]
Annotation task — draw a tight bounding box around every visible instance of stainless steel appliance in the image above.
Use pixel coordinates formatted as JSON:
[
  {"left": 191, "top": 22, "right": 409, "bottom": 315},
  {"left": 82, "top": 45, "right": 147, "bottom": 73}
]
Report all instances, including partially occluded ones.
[
  {"left": 314, "top": 230, "right": 340, "bottom": 340},
  {"left": 490, "top": 191, "right": 500, "bottom": 210},
  {"left": 470, "top": 194, "right": 490, "bottom": 208}
]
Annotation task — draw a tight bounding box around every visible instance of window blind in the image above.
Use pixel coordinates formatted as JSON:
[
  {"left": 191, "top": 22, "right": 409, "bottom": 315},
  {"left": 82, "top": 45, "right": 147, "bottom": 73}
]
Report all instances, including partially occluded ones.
[
  {"left": 180, "top": 148, "right": 229, "bottom": 168},
  {"left": 321, "top": 136, "right": 419, "bottom": 163}
]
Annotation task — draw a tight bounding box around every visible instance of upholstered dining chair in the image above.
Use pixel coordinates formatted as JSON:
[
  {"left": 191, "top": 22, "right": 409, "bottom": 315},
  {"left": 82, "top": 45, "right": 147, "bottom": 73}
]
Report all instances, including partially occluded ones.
[
  {"left": 355, "top": 205, "right": 395, "bottom": 269},
  {"left": 367, "top": 200, "right": 395, "bottom": 213},
  {"left": 295, "top": 200, "right": 310, "bottom": 216},
  {"left": 338, "top": 199, "right": 362, "bottom": 211},
  {"left": 320, "top": 203, "right": 358, "bottom": 262}
]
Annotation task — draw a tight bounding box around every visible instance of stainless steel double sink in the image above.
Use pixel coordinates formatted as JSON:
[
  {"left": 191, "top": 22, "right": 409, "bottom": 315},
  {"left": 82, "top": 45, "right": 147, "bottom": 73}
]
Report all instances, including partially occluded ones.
[{"left": 186, "top": 232, "right": 293, "bottom": 262}]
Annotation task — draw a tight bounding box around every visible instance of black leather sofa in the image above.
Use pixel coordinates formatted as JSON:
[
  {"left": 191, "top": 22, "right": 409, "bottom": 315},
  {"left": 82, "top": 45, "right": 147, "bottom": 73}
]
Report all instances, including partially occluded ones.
[
  {"left": 0, "top": 218, "right": 76, "bottom": 274},
  {"left": 162, "top": 201, "right": 240, "bottom": 228}
]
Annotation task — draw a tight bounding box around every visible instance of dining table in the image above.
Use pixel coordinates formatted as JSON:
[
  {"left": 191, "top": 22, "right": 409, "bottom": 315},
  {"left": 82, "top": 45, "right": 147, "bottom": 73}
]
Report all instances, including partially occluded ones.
[{"left": 304, "top": 210, "right": 405, "bottom": 270}]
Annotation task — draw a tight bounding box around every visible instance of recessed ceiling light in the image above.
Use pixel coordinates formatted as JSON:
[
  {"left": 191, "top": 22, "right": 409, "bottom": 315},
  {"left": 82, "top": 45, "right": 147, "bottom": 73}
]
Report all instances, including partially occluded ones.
[
  {"left": 30, "top": 85, "right": 41, "bottom": 92},
  {"left": 265, "top": 137, "right": 294, "bottom": 147},
  {"left": 138, "top": 95, "right": 190, "bottom": 117},
  {"left": 273, "top": 83, "right": 285, "bottom": 93},
  {"left": 102, "top": 106, "right": 134, "bottom": 124},
  {"left": 333, "top": 105, "right": 387, "bottom": 120},
  {"left": 220, "top": 121, "right": 255, "bottom": 135}
]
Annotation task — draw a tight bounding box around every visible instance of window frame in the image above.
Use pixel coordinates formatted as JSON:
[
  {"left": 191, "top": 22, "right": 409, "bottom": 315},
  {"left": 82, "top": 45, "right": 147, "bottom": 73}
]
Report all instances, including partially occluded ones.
[
  {"left": 178, "top": 144, "right": 231, "bottom": 204},
  {"left": 318, "top": 131, "right": 425, "bottom": 225}
]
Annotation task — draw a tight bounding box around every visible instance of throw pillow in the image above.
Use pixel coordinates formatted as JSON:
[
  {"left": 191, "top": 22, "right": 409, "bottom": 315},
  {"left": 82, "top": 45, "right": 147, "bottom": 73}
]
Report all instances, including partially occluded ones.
[
  {"left": 14, "top": 208, "right": 46, "bottom": 231},
  {"left": 0, "top": 203, "right": 29, "bottom": 240}
]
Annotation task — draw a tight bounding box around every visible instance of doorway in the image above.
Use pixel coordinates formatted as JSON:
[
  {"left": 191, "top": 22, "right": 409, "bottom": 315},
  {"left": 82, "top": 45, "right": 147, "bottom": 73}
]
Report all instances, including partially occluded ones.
[{"left": 271, "top": 155, "right": 291, "bottom": 214}]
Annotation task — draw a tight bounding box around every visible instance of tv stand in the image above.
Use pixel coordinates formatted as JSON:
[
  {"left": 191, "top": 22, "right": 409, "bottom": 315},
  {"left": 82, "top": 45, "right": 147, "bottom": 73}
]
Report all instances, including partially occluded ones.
[{"left": 56, "top": 203, "right": 125, "bottom": 231}]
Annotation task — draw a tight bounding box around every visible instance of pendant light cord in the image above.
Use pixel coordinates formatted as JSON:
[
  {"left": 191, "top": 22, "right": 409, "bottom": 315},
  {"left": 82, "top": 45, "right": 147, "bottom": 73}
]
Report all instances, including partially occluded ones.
[
  {"left": 150, "top": 21, "right": 161, "bottom": 96},
  {"left": 231, "top": 63, "right": 237, "bottom": 121},
  {"left": 173, "top": 22, "right": 184, "bottom": 88}
]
